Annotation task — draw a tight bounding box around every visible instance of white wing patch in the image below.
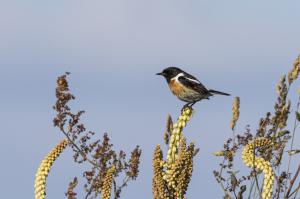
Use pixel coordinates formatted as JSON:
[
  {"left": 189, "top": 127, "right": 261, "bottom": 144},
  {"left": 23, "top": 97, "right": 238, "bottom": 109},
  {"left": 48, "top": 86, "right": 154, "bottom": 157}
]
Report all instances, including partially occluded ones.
[
  {"left": 171, "top": 72, "right": 200, "bottom": 84},
  {"left": 185, "top": 76, "right": 200, "bottom": 84}
]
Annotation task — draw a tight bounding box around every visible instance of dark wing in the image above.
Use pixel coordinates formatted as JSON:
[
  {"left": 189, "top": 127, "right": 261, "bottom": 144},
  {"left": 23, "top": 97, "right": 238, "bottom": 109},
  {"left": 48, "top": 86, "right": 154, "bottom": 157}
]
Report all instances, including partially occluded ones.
[
  {"left": 178, "top": 75, "right": 211, "bottom": 95},
  {"left": 182, "top": 72, "right": 199, "bottom": 82}
]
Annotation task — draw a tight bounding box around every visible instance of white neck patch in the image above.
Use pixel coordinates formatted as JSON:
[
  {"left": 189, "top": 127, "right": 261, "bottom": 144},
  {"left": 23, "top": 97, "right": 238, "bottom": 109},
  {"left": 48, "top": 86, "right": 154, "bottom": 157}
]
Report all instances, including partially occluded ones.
[{"left": 171, "top": 73, "right": 184, "bottom": 82}]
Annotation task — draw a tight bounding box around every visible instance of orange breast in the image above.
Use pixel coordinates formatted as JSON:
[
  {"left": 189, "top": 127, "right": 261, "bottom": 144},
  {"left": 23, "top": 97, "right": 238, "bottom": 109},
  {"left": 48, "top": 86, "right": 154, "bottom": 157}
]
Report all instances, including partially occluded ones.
[{"left": 169, "top": 79, "right": 185, "bottom": 96}]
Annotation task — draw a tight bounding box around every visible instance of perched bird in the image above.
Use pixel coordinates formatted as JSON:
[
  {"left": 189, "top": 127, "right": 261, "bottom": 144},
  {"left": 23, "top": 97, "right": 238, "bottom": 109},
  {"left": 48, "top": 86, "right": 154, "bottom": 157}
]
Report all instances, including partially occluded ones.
[{"left": 157, "top": 67, "right": 230, "bottom": 106}]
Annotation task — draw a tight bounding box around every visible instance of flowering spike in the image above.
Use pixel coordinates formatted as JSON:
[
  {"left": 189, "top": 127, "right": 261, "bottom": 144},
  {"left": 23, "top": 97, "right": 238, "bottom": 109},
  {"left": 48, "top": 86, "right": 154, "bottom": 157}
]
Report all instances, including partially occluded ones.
[
  {"left": 34, "top": 139, "right": 68, "bottom": 199},
  {"left": 230, "top": 97, "right": 240, "bottom": 130},
  {"left": 101, "top": 166, "right": 116, "bottom": 199},
  {"left": 242, "top": 138, "right": 275, "bottom": 199}
]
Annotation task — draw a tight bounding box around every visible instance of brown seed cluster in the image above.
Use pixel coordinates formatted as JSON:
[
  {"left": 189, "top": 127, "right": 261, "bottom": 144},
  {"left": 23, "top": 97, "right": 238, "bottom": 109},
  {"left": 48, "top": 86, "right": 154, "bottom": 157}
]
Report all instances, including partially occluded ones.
[
  {"left": 65, "top": 177, "right": 78, "bottom": 199},
  {"left": 274, "top": 75, "right": 290, "bottom": 130},
  {"left": 51, "top": 73, "right": 142, "bottom": 199},
  {"left": 127, "top": 146, "right": 142, "bottom": 180},
  {"left": 82, "top": 134, "right": 142, "bottom": 199},
  {"left": 34, "top": 139, "right": 68, "bottom": 199}
]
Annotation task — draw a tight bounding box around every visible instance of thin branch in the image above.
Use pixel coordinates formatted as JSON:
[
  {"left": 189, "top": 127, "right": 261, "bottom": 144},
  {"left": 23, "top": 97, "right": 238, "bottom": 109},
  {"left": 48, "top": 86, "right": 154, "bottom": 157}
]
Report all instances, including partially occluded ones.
[
  {"left": 60, "top": 126, "right": 98, "bottom": 167},
  {"left": 275, "top": 175, "right": 281, "bottom": 199},
  {"left": 218, "top": 158, "right": 230, "bottom": 197},
  {"left": 231, "top": 129, "right": 238, "bottom": 199},
  {"left": 285, "top": 95, "right": 300, "bottom": 195},
  {"left": 113, "top": 179, "right": 117, "bottom": 198},
  {"left": 233, "top": 189, "right": 238, "bottom": 199},
  {"left": 84, "top": 186, "right": 93, "bottom": 199},
  {"left": 247, "top": 179, "right": 255, "bottom": 199},
  {"left": 253, "top": 139, "right": 263, "bottom": 199},
  {"left": 290, "top": 183, "right": 300, "bottom": 198},
  {"left": 114, "top": 176, "right": 131, "bottom": 199},
  {"left": 285, "top": 164, "right": 300, "bottom": 198},
  {"left": 254, "top": 171, "right": 262, "bottom": 199}
]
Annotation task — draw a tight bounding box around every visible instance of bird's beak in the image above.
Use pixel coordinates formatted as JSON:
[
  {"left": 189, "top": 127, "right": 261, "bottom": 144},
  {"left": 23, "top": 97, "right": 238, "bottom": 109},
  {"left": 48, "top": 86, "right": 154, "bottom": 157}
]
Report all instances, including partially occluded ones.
[{"left": 156, "top": 72, "right": 164, "bottom": 76}]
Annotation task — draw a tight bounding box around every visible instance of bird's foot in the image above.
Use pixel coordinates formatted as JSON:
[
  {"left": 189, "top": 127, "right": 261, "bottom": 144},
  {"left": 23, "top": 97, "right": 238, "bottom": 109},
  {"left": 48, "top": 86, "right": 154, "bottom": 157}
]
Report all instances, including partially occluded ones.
[
  {"left": 182, "top": 102, "right": 195, "bottom": 112},
  {"left": 189, "top": 102, "right": 196, "bottom": 107}
]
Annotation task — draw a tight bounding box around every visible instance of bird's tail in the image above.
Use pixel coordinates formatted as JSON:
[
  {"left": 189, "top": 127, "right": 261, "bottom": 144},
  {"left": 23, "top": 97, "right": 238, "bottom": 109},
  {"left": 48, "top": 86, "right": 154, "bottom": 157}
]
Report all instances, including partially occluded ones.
[{"left": 209, "top": 89, "right": 230, "bottom": 96}]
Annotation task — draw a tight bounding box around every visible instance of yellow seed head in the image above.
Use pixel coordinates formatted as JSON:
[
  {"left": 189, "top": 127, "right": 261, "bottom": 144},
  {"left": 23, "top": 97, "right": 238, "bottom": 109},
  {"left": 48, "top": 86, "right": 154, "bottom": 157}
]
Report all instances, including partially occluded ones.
[
  {"left": 241, "top": 138, "right": 274, "bottom": 199},
  {"left": 154, "top": 105, "right": 196, "bottom": 198},
  {"left": 288, "top": 55, "right": 300, "bottom": 85},
  {"left": 230, "top": 97, "right": 240, "bottom": 130},
  {"left": 34, "top": 139, "right": 68, "bottom": 199},
  {"left": 101, "top": 166, "right": 116, "bottom": 199},
  {"left": 167, "top": 106, "right": 193, "bottom": 165},
  {"left": 152, "top": 145, "right": 169, "bottom": 199}
]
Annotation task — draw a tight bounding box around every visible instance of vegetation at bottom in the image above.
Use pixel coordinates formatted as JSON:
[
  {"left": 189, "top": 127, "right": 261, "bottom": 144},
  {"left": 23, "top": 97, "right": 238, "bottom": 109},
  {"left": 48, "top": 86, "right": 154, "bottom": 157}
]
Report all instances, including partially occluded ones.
[{"left": 35, "top": 56, "right": 300, "bottom": 199}]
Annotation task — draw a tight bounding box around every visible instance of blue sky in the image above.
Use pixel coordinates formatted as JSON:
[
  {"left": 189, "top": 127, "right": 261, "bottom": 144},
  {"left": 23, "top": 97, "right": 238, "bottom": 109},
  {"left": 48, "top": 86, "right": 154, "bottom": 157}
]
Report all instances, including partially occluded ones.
[{"left": 1, "top": 0, "right": 300, "bottom": 198}]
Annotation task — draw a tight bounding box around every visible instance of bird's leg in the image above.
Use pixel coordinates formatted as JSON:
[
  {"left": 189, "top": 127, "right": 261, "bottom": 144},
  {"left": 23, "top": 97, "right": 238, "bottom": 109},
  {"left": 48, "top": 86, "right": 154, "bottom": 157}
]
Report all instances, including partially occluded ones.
[
  {"left": 182, "top": 102, "right": 197, "bottom": 111},
  {"left": 189, "top": 102, "right": 196, "bottom": 107},
  {"left": 182, "top": 102, "right": 191, "bottom": 111}
]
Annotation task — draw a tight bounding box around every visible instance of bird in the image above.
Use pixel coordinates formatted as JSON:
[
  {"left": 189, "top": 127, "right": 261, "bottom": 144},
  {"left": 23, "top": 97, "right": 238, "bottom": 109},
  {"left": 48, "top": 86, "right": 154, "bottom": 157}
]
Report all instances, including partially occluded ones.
[{"left": 156, "top": 67, "right": 230, "bottom": 107}]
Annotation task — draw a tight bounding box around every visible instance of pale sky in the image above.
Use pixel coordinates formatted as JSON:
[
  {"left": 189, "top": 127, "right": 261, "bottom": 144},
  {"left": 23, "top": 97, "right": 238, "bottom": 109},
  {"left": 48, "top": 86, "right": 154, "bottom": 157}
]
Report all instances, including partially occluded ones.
[{"left": 1, "top": 1, "right": 300, "bottom": 198}]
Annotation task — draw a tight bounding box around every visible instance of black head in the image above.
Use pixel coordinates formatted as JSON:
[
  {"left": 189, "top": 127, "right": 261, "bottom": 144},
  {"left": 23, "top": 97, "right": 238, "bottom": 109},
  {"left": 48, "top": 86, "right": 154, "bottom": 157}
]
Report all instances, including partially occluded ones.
[{"left": 156, "top": 67, "right": 183, "bottom": 82}]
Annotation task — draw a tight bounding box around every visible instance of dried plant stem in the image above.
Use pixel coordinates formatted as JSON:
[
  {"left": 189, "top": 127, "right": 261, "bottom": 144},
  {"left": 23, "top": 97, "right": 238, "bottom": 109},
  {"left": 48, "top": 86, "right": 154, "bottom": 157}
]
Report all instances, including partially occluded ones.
[
  {"left": 285, "top": 164, "right": 300, "bottom": 198},
  {"left": 114, "top": 176, "right": 130, "bottom": 199},
  {"left": 275, "top": 175, "right": 281, "bottom": 199},
  {"left": 233, "top": 189, "right": 238, "bottom": 199},
  {"left": 231, "top": 130, "right": 238, "bottom": 199},
  {"left": 289, "top": 183, "right": 300, "bottom": 198},
  {"left": 253, "top": 140, "right": 263, "bottom": 199},
  {"left": 219, "top": 158, "right": 230, "bottom": 196},
  {"left": 285, "top": 95, "right": 300, "bottom": 196},
  {"left": 232, "top": 131, "right": 236, "bottom": 147},
  {"left": 247, "top": 179, "right": 255, "bottom": 199},
  {"left": 84, "top": 186, "right": 93, "bottom": 199},
  {"left": 254, "top": 171, "right": 263, "bottom": 199},
  {"left": 289, "top": 95, "right": 300, "bottom": 151}
]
